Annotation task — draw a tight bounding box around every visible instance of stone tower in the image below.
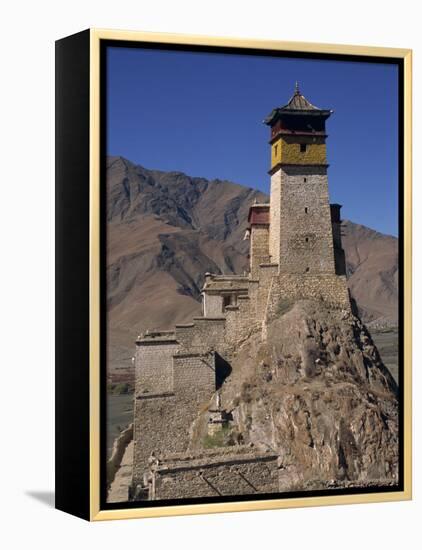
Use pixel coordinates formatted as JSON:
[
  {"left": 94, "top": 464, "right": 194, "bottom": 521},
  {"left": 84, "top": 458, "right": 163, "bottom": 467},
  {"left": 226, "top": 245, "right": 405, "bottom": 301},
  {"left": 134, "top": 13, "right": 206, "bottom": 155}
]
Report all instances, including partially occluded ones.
[
  {"left": 264, "top": 83, "right": 336, "bottom": 274},
  {"left": 128, "top": 85, "right": 351, "bottom": 503}
]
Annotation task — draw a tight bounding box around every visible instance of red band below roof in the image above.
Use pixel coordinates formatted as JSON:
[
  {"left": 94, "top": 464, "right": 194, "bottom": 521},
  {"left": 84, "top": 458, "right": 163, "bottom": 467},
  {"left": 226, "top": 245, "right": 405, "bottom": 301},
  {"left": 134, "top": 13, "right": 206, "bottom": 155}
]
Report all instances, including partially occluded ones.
[{"left": 248, "top": 204, "right": 270, "bottom": 225}]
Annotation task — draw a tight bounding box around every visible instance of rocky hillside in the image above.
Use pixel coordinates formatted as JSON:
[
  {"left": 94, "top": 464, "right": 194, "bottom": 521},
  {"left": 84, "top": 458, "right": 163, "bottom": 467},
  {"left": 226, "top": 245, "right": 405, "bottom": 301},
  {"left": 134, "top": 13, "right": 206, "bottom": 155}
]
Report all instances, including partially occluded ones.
[
  {"left": 212, "top": 300, "right": 399, "bottom": 489},
  {"left": 106, "top": 156, "right": 398, "bottom": 374}
]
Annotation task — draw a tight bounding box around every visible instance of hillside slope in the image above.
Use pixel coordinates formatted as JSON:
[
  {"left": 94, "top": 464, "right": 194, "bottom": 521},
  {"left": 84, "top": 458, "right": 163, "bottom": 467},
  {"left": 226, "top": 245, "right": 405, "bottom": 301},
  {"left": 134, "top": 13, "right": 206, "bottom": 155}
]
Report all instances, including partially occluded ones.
[
  {"left": 341, "top": 221, "right": 398, "bottom": 325},
  {"left": 106, "top": 156, "right": 398, "bottom": 373},
  {"left": 217, "top": 300, "right": 399, "bottom": 490}
]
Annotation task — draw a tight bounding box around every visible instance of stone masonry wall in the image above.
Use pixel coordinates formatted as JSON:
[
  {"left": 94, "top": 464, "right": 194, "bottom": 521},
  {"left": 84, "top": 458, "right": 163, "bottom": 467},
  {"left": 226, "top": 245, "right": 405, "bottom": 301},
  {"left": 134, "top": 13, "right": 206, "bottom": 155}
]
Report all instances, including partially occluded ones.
[
  {"left": 173, "top": 352, "right": 216, "bottom": 399},
  {"left": 150, "top": 447, "right": 279, "bottom": 500},
  {"left": 176, "top": 318, "right": 227, "bottom": 353},
  {"left": 203, "top": 294, "right": 224, "bottom": 317},
  {"left": 133, "top": 394, "right": 177, "bottom": 486},
  {"left": 264, "top": 273, "right": 351, "bottom": 327},
  {"left": 223, "top": 264, "right": 282, "bottom": 346},
  {"left": 132, "top": 350, "right": 217, "bottom": 486},
  {"left": 254, "top": 264, "right": 278, "bottom": 323},
  {"left": 271, "top": 165, "right": 336, "bottom": 274},
  {"left": 250, "top": 225, "right": 270, "bottom": 277},
  {"left": 269, "top": 171, "right": 281, "bottom": 264},
  {"left": 224, "top": 295, "right": 261, "bottom": 346},
  {"left": 174, "top": 324, "right": 197, "bottom": 349},
  {"left": 135, "top": 338, "right": 178, "bottom": 396}
]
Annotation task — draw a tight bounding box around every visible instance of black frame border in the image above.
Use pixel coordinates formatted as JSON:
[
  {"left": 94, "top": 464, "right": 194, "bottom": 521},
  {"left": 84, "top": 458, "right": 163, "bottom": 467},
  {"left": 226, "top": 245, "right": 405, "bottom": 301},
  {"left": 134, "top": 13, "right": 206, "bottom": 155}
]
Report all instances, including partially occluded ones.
[
  {"left": 98, "top": 39, "right": 405, "bottom": 512},
  {"left": 55, "top": 29, "right": 91, "bottom": 520}
]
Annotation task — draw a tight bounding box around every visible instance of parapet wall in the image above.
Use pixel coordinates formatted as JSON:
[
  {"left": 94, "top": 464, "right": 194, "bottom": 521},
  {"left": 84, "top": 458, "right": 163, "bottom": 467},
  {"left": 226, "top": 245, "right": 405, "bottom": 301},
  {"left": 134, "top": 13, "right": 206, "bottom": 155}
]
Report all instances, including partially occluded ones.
[
  {"left": 173, "top": 351, "right": 216, "bottom": 400},
  {"left": 250, "top": 225, "right": 270, "bottom": 276},
  {"left": 150, "top": 447, "right": 279, "bottom": 500},
  {"left": 203, "top": 294, "right": 224, "bottom": 317},
  {"left": 175, "top": 317, "right": 227, "bottom": 353},
  {"left": 264, "top": 273, "right": 351, "bottom": 327},
  {"left": 135, "top": 335, "right": 178, "bottom": 396},
  {"left": 133, "top": 393, "right": 177, "bottom": 486},
  {"left": 224, "top": 295, "right": 260, "bottom": 345}
]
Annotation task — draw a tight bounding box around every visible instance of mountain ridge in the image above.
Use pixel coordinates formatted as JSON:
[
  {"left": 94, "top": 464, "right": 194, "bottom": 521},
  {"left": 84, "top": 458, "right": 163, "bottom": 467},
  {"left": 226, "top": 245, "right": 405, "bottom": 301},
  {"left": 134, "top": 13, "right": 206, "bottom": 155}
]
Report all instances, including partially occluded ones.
[{"left": 106, "top": 156, "right": 398, "bottom": 373}]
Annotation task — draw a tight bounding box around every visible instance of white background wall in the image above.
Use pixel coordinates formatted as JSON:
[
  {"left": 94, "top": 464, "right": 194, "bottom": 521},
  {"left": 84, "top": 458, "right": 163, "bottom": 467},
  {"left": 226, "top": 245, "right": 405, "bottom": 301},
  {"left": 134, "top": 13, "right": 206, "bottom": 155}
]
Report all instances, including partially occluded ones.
[{"left": 1, "top": 0, "right": 420, "bottom": 548}]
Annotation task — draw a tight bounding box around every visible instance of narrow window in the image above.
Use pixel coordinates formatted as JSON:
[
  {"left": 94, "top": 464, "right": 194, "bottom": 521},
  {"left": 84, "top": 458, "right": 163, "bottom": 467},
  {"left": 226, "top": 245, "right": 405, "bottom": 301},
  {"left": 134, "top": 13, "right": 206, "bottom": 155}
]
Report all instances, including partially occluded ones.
[
  {"left": 300, "top": 143, "right": 307, "bottom": 153},
  {"left": 305, "top": 237, "right": 309, "bottom": 242},
  {"left": 305, "top": 267, "right": 310, "bottom": 272},
  {"left": 304, "top": 177, "right": 307, "bottom": 182},
  {"left": 274, "top": 144, "right": 278, "bottom": 156},
  {"left": 305, "top": 207, "right": 308, "bottom": 213}
]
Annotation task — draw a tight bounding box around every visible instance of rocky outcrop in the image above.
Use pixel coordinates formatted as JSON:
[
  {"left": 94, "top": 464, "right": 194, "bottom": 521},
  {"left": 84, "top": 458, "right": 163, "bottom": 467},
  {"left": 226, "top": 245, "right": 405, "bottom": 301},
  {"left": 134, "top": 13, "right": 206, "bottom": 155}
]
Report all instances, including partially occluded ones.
[
  {"left": 107, "top": 440, "right": 134, "bottom": 503},
  {"left": 219, "top": 301, "right": 398, "bottom": 490},
  {"left": 107, "top": 423, "right": 133, "bottom": 488}
]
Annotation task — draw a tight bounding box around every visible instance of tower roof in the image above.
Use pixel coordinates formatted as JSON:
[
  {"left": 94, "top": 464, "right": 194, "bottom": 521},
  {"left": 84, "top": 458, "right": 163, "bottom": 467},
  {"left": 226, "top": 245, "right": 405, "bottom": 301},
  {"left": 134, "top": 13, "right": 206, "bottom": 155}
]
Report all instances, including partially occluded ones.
[{"left": 264, "top": 83, "right": 332, "bottom": 125}]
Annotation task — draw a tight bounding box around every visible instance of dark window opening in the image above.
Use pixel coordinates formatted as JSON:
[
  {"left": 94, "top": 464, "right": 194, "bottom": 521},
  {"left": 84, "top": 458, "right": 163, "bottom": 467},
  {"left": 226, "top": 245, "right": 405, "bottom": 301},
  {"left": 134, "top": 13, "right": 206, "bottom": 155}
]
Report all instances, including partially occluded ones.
[
  {"left": 305, "top": 207, "right": 308, "bottom": 213},
  {"left": 305, "top": 237, "right": 309, "bottom": 242},
  {"left": 274, "top": 145, "right": 278, "bottom": 156},
  {"left": 300, "top": 143, "right": 307, "bottom": 153},
  {"left": 223, "top": 295, "right": 231, "bottom": 309},
  {"left": 304, "top": 177, "right": 307, "bottom": 182},
  {"left": 305, "top": 267, "right": 310, "bottom": 272}
]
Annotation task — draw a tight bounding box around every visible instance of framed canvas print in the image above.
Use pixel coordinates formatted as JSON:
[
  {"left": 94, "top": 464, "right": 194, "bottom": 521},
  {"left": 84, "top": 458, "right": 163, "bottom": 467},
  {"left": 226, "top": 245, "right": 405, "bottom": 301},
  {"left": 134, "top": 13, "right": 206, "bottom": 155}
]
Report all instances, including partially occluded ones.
[{"left": 55, "top": 29, "right": 412, "bottom": 521}]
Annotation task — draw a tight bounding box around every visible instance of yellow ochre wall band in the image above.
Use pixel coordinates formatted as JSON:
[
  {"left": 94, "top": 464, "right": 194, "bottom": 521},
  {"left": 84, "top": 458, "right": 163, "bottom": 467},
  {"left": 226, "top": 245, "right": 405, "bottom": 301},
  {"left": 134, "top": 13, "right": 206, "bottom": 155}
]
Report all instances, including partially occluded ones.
[{"left": 271, "top": 137, "right": 327, "bottom": 167}]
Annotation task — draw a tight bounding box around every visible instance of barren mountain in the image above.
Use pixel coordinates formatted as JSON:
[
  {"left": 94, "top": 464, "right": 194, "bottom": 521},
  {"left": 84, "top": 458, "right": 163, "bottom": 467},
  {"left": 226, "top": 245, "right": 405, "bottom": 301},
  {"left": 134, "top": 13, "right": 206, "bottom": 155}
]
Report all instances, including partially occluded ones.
[{"left": 106, "top": 156, "right": 398, "bottom": 374}]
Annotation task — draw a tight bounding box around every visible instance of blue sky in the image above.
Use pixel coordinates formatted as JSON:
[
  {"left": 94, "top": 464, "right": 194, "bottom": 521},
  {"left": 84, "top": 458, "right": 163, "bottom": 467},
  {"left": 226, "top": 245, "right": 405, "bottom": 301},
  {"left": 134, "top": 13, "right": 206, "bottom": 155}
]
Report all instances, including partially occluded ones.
[{"left": 106, "top": 47, "right": 399, "bottom": 236}]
